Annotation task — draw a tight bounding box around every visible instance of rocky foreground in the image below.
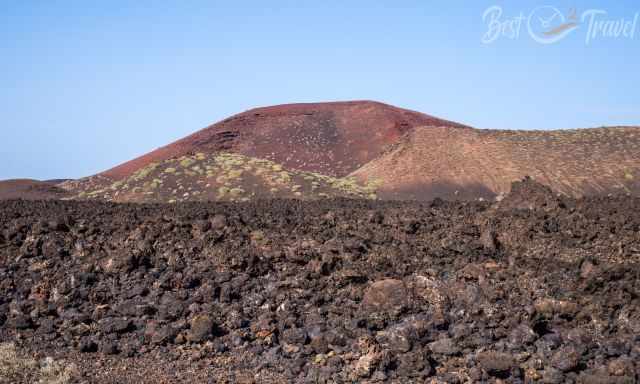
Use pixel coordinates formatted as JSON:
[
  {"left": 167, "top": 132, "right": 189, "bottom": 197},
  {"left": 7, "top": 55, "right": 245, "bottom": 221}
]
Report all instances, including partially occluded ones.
[{"left": 0, "top": 180, "right": 639, "bottom": 383}]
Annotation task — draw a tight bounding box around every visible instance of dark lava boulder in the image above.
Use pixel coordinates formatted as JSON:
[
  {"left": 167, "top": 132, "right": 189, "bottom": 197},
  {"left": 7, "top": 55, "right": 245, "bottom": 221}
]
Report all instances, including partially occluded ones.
[
  {"left": 361, "top": 279, "right": 409, "bottom": 315},
  {"left": 497, "top": 176, "right": 565, "bottom": 211}
]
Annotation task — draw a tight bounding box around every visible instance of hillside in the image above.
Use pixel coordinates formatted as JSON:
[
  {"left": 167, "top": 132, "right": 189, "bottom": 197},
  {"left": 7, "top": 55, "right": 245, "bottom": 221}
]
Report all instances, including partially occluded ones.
[
  {"left": 351, "top": 126, "right": 640, "bottom": 200},
  {"left": 0, "top": 179, "right": 70, "bottom": 200},
  {"left": 100, "top": 101, "right": 467, "bottom": 180},
  {"left": 62, "top": 152, "right": 377, "bottom": 203},
  {"left": 6, "top": 102, "right": 638, "bottom": 203}
]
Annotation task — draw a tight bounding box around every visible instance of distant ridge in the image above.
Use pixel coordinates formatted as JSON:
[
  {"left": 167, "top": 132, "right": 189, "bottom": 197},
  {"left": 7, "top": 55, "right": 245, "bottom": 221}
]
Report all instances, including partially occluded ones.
[
  {"left": 8, "top": 100, "right": 638, "bottom": 202},
  {"left": 0, "top": 179, "right": 70, "bottom": 200}
]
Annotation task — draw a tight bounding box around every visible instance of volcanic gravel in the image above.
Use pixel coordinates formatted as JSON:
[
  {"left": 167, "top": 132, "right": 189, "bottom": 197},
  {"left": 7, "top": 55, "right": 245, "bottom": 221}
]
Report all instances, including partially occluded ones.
[{"left": 0, "top": 180, "right": 639, "bottom": 383}]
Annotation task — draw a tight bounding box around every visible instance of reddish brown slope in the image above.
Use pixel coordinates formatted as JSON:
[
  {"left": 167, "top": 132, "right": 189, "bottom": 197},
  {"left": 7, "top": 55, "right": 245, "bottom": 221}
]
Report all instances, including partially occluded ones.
[
  {"left": 101, "top": 101, "right": 467, "bottom": 180},
  {"left": 351, "top": 126, "right": 640, "bottom": 200}
]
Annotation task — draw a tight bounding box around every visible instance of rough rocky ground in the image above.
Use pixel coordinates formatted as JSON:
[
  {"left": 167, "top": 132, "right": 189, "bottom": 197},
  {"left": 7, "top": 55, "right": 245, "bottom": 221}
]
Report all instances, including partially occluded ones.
[{"left": 0, "top": 179, "right": 639, "bottom": 383}]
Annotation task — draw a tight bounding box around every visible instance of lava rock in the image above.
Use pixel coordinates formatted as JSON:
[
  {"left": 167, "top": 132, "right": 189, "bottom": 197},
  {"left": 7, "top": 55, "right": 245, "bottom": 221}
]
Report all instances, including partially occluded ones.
[
  {"left": 78, "top": 337, "right": 98, "bottom": 353},
  {"left": 9, "top": 314, "right": 33, "bottom": 330},
  {"left": 508, "top": 324, "right": 537, "bottom": 346},
  {"left": 99, "top": 340, "right": 119, "bottom": 355},
  {"left": 551, "top": 346, "right": 580, "bottom": 372},
  {"left": 480, "top": 228, "right": 498, "bottom": 252},
  {"left": 99, "top": 318, "right": 132, "bottom": 334},
  {"left": 187, "top": 314, "right": 214, "bottom": 343},
  {"left": 210, "top": 215, "right": 227, "bottom": 230},
  {"left": 376, "top": 327, "right": 412, "bottom": 353},
  {"left": 476, "top": 351, "right": 516, "bottom": 377},
  {"left": 534, "top": 298, "right": 578, "bottom": 318},
  {"left": 362, "top": 279, "right": 409, "bottom": 314},
  {"left": 428, "top": 337, "right": 460, "bottom": 356},
  {"left": 282, "top": 327, "right": 308, "bottom": 345},
  {"left": 145, "top": 321, "right": 178, "bottom": 345}
]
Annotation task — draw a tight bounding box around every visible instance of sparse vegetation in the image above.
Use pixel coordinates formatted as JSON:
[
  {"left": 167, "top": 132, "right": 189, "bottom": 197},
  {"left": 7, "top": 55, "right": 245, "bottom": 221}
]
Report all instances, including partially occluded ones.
[
  {"left": 229, "top": 187, "right": 244, "bottom": 197},
  {"left": 250, "top": 230, "right": 265, "bottom": 242},
  {"left": 132, "top": 162, "right": 159, "bottom": 180},
  {"left": 227, "top": 169, "right": 243, "bottom": 179},
  {"left": 64, "top": 151, "right": 378, "bottom": 203},
  {"left": 276, "top": 171, "right": 291, "bottom": 184},
  {"left": 0, "top": 343, "right": 77, "bottom": 384},
  {"left": 624, "top": 171, "right": 634, "bottom": 181},
  {"left": 217, "top": 186, "right": 230, "bottom": 198},
  {"left": 109, "top": 180, "right": 125, "bottom": 190},
  {"left": 179, "top": 157, "right": 195, "bottom": 168}
]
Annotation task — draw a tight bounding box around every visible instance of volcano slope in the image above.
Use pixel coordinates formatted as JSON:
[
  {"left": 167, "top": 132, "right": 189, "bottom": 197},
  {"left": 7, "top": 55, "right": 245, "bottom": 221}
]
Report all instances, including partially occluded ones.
[
  {"left": 1, "top": 179, "right": 639, "bottom": 383},
  {"left": 62, "top": 152, "right": 377, "bottom": 203},
  {"left": 100, "top": 100, "right": 465, "bottom": 181},
  {"left": 351, "top": 126, "right": 640, "bottom": 200},
  {"left": 58, "top": 101, "right": 640, "bottom": 203}
]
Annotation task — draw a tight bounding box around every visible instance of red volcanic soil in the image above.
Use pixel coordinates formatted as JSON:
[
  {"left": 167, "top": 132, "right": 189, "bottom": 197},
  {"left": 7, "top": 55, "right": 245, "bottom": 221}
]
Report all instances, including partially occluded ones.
[
  {"left": 101, "top": 101, "right": 467, "bottom": 180},
  {"left": 0, "top": 179, "right": 70, "bottom": 200}
]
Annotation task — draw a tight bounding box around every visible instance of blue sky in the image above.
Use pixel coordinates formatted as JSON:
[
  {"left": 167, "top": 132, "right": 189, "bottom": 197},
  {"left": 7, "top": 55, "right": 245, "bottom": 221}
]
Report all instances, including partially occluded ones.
[{"left": 1, "top": 1, "right": 639, "bottom": 180}]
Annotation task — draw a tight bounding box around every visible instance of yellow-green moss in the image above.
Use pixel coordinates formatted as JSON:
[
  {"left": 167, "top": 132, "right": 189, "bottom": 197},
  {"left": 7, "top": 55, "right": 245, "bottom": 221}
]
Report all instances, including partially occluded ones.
[
  {"left": 228, "top": 169, "right": 244, "bottom": 179},
  {"left": 217, "top": 186, "right": 230, "bottom": 197},
  {"left": 229, "top": 187, "right": 244, "bottom": 197},
  {"left": 132, "top": 162, "right": 159, "bottom": 180},
  {"left": 180, "top": 158, "right": 195, "bottom": 168}
]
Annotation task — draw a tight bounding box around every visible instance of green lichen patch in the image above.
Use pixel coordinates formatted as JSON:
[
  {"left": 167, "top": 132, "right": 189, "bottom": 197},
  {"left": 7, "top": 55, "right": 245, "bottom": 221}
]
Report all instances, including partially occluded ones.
[{"left": 179, "top": 157, "right": 195, "bottom": 168}]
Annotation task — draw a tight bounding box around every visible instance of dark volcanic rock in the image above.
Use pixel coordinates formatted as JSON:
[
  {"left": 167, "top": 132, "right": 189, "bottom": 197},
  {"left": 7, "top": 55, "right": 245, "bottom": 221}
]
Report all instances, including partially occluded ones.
[
  {"left": 477, "top": 351, "right": 517, "bottom": 376},
  {"left": 497, "top": 176, "right": 565, "bottom": 211},
  {"left": 551, "top": 346, "right": 581, "bottom": 372},
  {"left": 0, "top": 195, "right": 638, "bottom": 383},
  {"left": 187, "top": 314, "right": 214, "bottom": 343},
  {"left": 429, "top": 337, "right": 460, "bottom": 356},
  {"left": 361, "top": 279, "right": 409, "bottom": 315},
  {"left": 100, "top": 318, "right": 132, "bottom": 334},
  {"left": 9, "top": 314, "right": 33, "bottom": 330}
]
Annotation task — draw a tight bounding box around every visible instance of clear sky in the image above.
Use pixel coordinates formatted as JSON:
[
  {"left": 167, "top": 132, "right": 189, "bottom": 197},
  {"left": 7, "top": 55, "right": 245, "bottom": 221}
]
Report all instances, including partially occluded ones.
[{"left": 1, "top": 1, "right": 639, "bottom": 180}]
